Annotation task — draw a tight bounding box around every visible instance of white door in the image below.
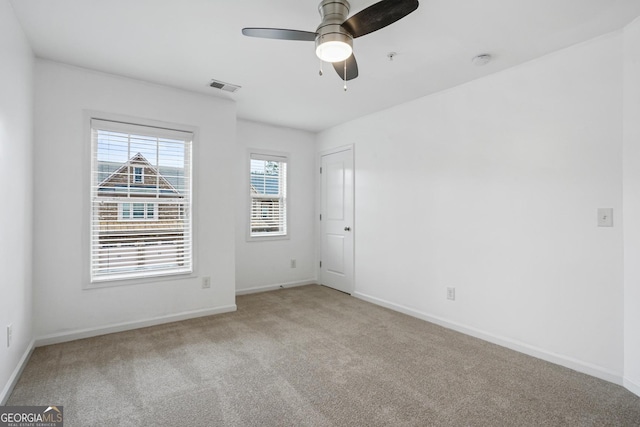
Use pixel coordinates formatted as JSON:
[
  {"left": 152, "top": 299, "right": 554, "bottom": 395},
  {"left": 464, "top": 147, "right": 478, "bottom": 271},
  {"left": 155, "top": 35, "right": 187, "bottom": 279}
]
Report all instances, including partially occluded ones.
[{"left": 320, "top": 148, "right": 354, "bottom": 294}]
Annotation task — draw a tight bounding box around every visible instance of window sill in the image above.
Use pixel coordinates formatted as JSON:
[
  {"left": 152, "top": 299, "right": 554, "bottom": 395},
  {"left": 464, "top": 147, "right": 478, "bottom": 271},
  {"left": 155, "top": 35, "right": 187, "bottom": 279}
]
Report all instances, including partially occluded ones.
[
  {"left": 85, "top": 270, "right": 196, "bottom": 290},
  {"left": 246, "top": 234, "right": 289, "bottom": 243}
]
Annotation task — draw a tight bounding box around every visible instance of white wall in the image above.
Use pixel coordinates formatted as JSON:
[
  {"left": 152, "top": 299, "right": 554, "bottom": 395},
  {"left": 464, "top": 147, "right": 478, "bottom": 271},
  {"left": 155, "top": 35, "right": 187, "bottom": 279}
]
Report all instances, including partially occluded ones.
[
  {"left": 623, "top": 17, "right": 640, "bottom": 396},
  {"left": 0, "top": 0, "right": 34, "bottom": 403},
  {"left": 235, "top": 120, "right": 316, "bottom": 293},
  {"left": 32, "top": 60, "right": 237, "bottom": 340},
  {"left": 318, "top": 33, "right": 625, "bottom": 383}
]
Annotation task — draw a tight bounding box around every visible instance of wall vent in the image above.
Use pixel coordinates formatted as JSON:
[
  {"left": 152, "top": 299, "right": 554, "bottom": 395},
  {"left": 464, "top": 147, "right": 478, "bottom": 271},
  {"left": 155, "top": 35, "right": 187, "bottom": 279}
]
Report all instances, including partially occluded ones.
[{"left": 209, "top": 79, "right": 241, "bottom": 93}]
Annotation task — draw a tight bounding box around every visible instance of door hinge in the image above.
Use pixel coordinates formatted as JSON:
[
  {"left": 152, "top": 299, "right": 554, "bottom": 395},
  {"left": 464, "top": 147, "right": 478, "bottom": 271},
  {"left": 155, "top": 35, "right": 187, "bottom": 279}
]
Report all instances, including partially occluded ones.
[
  {"left": 319, "top": 261, "right": 322, "bottom": 268},
  {"left": 319, "top": 214, "right": 322, "bottom": 221},
  {"left": 320, "top": 167, "right": 322, "bottom": 174}
]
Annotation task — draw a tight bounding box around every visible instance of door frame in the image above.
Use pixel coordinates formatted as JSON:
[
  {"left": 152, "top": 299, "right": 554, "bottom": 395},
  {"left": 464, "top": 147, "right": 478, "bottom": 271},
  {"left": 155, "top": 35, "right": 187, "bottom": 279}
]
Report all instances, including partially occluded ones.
[{"left": 316, "top": 144, "right": 355, "bottom": 294}]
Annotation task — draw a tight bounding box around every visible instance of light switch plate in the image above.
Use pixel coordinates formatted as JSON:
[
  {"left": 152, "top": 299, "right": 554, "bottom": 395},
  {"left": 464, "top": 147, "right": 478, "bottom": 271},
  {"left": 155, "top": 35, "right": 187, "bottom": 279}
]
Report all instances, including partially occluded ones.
[{"left": 597, "top": 208, "right": 613, "bottom": 227}]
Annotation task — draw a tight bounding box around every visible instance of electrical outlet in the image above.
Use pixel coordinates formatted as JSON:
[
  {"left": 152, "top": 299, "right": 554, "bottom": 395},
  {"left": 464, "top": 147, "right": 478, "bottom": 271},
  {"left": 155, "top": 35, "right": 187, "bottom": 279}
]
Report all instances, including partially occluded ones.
[
  {"left": 290, "top": 259, "right": 297, "bottom": 268},
  {"left": 597, "top": 208, "right": 613, "bottom": 227},
  {"left": 447, "top": 287, "right": 456, "bottom": 301},
  {"left": 202, "top": 277, "right": 211, "bottom": 289},
  {"left": 7, "top": 324, "right": 12, "bottom": 348}
]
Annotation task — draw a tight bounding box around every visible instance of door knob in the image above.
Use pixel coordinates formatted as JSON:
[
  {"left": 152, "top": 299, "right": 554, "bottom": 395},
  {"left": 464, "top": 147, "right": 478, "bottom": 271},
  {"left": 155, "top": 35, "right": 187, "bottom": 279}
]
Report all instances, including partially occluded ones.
[{"left": 344, "top": 227, "right": 351, "bottom": 231}]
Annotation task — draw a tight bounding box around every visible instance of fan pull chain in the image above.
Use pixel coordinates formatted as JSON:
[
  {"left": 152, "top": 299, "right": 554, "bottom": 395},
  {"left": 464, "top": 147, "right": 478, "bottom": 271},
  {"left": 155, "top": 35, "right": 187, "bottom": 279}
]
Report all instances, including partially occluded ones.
[
  {"left": 319, "top": 59, "right": 323, "bottom": 76},
  {"left": 343, "top": 60, "right": 347, "bottom": 91}
]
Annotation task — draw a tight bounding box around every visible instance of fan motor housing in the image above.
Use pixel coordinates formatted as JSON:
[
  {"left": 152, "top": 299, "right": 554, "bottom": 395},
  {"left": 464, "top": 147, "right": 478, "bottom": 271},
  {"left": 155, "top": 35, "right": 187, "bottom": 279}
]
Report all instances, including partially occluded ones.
[{"left": 316, "top": 0, "right": 353, "bottom": 57}]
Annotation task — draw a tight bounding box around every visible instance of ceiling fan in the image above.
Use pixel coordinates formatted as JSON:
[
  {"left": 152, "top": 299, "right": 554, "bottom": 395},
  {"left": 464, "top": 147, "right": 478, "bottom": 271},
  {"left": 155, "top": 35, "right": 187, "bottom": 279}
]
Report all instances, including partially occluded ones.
[{"left": 242, "top": 0, "right": 419, "bottom": 84}]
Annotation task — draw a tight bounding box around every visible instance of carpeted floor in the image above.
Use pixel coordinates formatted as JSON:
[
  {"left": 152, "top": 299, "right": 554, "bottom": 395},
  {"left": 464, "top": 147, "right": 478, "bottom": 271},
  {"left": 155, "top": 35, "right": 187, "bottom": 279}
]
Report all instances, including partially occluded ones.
[{"left": 8, "top": 285, "right": 640, "bottom": 426}]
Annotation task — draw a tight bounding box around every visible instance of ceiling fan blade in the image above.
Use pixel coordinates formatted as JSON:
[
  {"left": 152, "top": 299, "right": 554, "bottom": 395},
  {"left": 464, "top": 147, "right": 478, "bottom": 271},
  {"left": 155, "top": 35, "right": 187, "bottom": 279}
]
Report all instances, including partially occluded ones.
[
  {"left": 341, "top": 0, "right": 419, "bottom": 38},
  {"left": 241, "top": 28, "right": 317, "bottom": 42},
  {"left": 332, "top": 54, "right": 359, "bottom": 81}
]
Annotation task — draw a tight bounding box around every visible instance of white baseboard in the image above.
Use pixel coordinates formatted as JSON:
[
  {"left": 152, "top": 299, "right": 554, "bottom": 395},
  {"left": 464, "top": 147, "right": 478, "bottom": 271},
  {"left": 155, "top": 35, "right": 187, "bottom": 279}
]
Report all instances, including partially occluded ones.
[
  {"left": 624, "top": 377, "right": 640, "bottom": 397},
  {"left": 353, "top": 291, "right": 622, "bottom": 386},
  {"left": 236, "top": 279, "right": 316, "bottom": 296},
  {"left": 1, "top": 339, "right": 36, "bottom": 405},
  {"left": 34, "top": 305, "right": 237, "bottom": 347}
]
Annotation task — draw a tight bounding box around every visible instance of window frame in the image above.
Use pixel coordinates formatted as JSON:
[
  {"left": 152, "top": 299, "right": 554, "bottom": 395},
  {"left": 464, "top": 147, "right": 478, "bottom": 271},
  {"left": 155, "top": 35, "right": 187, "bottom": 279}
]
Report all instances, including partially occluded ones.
[
  {"left": 133, "top": 166, "right": 144, "bottom": 183},
  {"left": 119, "top": 202, "right": 158, "bottom": 221},
  {"left": 247, "top": 149, "right": 289, "bottom": 242},
  {"left": 85, "top": 113, "right": 196, "bottom": 287}
]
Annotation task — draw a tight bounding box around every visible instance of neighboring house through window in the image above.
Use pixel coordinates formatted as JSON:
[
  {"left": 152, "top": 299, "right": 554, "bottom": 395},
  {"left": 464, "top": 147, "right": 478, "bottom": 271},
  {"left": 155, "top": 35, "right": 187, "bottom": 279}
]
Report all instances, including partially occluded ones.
[
  {"left": 90, "top": 118, "right": 193, "bottom": 283},
  {"left": 249, "top": 152, "right": 288, "bottom": 239}
]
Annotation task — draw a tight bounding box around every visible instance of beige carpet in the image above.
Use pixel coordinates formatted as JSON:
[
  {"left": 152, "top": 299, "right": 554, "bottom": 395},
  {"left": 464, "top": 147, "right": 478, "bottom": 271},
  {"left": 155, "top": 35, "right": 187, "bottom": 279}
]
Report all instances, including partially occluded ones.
[{"left": 8, "top": 285, "right": 640, "bottom": 426}]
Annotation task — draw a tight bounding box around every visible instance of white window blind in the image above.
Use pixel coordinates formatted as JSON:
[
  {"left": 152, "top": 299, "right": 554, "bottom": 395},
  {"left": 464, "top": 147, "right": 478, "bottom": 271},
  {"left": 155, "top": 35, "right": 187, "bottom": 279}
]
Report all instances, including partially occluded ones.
[
  {"left": 250, "top": 153, "right": 287, "bottom": 237},
  {"left": 90, "top": 118, "right": 193, "bottom": 282}
]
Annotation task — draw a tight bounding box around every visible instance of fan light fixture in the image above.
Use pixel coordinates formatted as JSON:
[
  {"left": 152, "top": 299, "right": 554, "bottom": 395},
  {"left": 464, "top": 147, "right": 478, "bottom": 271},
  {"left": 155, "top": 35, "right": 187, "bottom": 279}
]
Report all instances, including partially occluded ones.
[{"left": 315, "top": 33, "right": 353, "bottom": 63}]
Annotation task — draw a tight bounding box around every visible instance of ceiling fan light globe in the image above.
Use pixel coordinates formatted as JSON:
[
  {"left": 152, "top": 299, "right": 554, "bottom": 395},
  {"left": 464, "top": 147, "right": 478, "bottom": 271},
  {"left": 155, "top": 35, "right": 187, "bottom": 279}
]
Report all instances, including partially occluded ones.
[{"left": 316, "top": 41, "right": 352, "bottom": 63}]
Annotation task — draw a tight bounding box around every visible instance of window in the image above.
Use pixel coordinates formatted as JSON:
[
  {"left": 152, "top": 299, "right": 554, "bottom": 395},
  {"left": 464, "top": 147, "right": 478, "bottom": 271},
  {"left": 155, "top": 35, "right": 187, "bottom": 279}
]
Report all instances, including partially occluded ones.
[
  {"left": 90, "top": 118, "right": 193, "bottom": 282},
  {"left": 133, "top": 167, "right": 144, "bottom": 183},
  {"left": 249, "top": 152, "right": 287, "bottom": 238},
  {"left": 119, "top": 202, "right": 157, "bottom": 220}
]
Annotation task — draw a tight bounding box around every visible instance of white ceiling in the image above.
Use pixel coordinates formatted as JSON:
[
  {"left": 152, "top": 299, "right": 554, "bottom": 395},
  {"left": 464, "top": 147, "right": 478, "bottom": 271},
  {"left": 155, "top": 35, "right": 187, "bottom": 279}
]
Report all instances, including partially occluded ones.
[{"left": 9, "top": 0, "right": 640, "bottom": 132}]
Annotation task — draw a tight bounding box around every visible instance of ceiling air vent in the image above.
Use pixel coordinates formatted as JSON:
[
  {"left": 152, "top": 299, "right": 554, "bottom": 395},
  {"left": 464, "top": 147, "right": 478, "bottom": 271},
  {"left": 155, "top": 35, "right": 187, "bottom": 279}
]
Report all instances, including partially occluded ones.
[{"left": 209, "top": 79, "right": 241, "bottom": 93}]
